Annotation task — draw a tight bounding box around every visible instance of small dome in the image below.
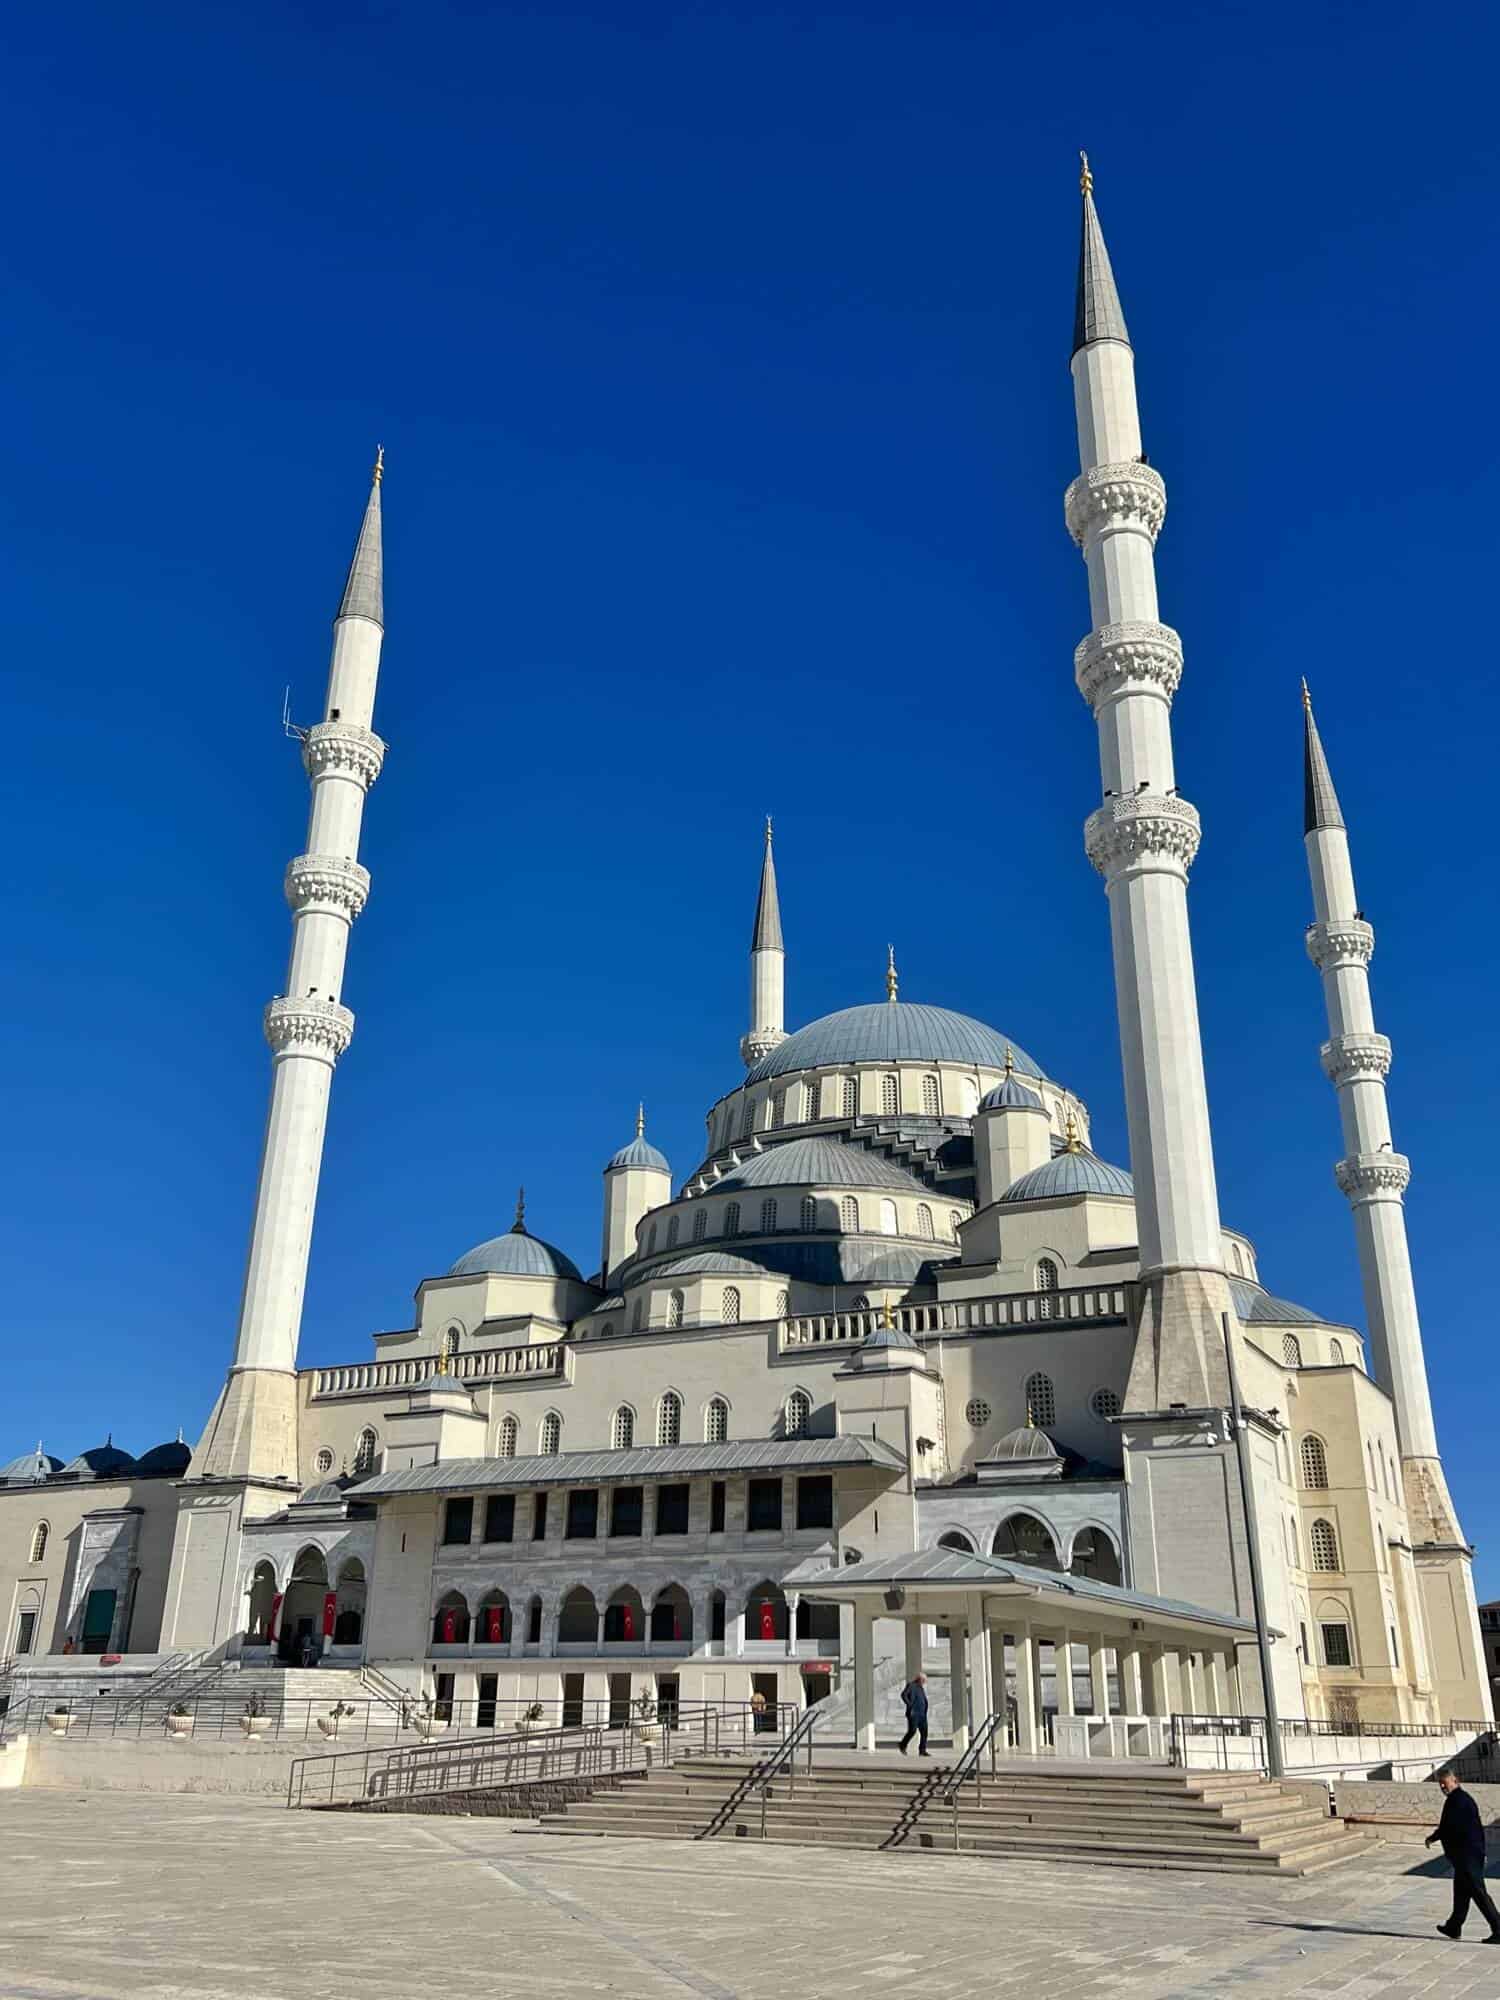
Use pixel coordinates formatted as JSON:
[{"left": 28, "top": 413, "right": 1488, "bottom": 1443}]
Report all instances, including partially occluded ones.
[
  {"left": 0, "top": 1447, "right": 62, "bottom": 1484},
  {"left": 711, "top": 1136, "right": 930, "bottom": 1195},
  {"left": 650, "top": 1251, "right": 773, "bottom": 1279},
  {"left": 1001, "top": 1147, "right": 1133, "bottom": 1203},
  {"left": 297, "top": 1478, "right": 348, "bottom": 1504},
  {"left": 449, "top": 1192, "right": 583, "bottom": 1281},
  {"left": 1230, "top": 1279, "right": 1340, "bottom": 1329},
  {"left": 59, "top": 1442, "right": 138, "bottom": 1479},
  {"left": 744, "top": 1001, "right": 1048, "bottom": 1085},
  {"left": 135, "top": 1438, "right": 192, "bottom": 1478},
  {"left": 979, "top": 1074, "right": 1043, "bottom": 1112},
  {"left": 988, "top": 1424, "right": 1063, "bottom": 1463},
  {"left": 608, "top": 1135, "right": 671, "bottom": 1173}
]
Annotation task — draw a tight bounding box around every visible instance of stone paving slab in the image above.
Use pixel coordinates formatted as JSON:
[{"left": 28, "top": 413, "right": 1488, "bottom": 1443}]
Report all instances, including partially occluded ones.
[{"left": 1, "top": 1789, "right": 1497, "bottom": 1998}]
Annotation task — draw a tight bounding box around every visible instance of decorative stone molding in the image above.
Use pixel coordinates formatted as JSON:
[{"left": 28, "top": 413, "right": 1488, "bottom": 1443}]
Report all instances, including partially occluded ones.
[
  {"left": 1074, "top": 621, "right": 1183, "bottom": 712},
  {"left": 265, "top": 996, "right": 355, "bottom": 1063},
  {"left": 740, "top": 1027, "right": 786, "bottom": 1066},
  {"left": 1084, "top": 792, "right": 1201, "bottom": 878},
  {"left": 1064, "top": 462, "right": 1168, "bottom": 549},
  {"left": 285, "top": 853, "right": 371, "bottom": 921},
  {"left": 301, "top": 722, "right": 387, "bottom": 791},
  {"left": 1334, "top": 1151, "right": 1411, "bottom": 1200},
  {"left": 1320, "top": 1032, "right": 1392, "bottom": 1086},
  {"left": 1305, "top": 919, "right": 1375, "bottom": 972}
]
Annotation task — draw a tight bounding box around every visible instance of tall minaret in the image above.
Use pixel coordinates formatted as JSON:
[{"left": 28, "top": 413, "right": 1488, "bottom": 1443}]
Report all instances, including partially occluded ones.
[
  {"left": 1067, "top": 157, "right": 1230, "bottom": 1408},
  {"left": 195, "top": 456, "right": 388, "bottom": 1483},
  {"left": 1302, "top": 684, "right": 1461, "bottom": 1545},
  {"left": 740, "top": 818, "right": 786, "bottom": 1066}
]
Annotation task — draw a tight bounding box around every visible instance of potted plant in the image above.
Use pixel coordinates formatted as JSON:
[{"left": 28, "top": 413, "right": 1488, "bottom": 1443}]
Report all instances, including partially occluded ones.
[
  {"left": 166, "top": 1702, "right": 195, "bottom": 1739},
  {"left": 317, "top": 1700, "right": 357, "bottom": 1740},
  {"left": 240, "top": 1695, "right": 271, "bottom": 1739},
  {"left": 632, "top": 1690, "right": 659, "bottom": 1743},
  {"left": 411, "top": 1695, "right": 448, "bottom": 1740},
  {"left": 514, "top": 1700, "right": 546, "bottom": 1737},
  {"left": 44, "top": 1703, "right": 72, "bottom": 1736}
]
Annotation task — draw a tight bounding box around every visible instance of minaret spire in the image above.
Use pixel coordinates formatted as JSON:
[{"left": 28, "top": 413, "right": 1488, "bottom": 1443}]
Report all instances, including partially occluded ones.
[
  {"left": 740, "top": 818, "right": 787, "bottom": 1067},
  {"left": 1302, "top": 687, "right": 1462, "bottom": 1551},
  {"left": 1073, "top": 153, "right": 1130, "bottom": 356},
  {"left": 195, "top": 458, "right": 390, "bottom": 1483}
]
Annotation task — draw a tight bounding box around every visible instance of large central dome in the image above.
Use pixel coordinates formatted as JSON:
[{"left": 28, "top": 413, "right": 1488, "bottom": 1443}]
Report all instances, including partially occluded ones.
[{"left": 743, "top": 1002, "right": 1047, "bottom": 1085}]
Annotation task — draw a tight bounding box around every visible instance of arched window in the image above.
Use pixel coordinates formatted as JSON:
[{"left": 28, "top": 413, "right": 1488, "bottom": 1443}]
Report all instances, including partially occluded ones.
[
  {"left": 443, "top": 1326, "right": 461, "bottom": 1363},
  {"left": 705, "top": 1397, "right": 729, "bottom": 1444},
  {"left": 28, "top": 1522, "right": 48, "bottom": 1564},
  {"left": 840, "top": 1196, "right": 859, "bottom": 1233},
  {"left": 1024, "top": 1372, "right": 1056, "bottom": 1427},
  {"left": 770, "top": 1093, "right": 785, "bottom": 1130},
  {"left": 666, "top": 1215, "right": 680, "bottom": 1248},
  {"left": 921, "top": 1074, "right": 940, "bottom": 1115},
  {"left": 657, "top": 1391, "right": 682, "bottom": 1447},
  {"left": 1035, "top": 1256, "right": 1059, "bottom": 1293},
  {"left": 775, "top": 1287, "right": 789, "bottom": 1317},
  {"left": 1329, "top": 1338, "right": 1344, "bottom": 1365},
  {"left": 879, "top": 1198, "right": 898, "bottom": 1236},
  {"left": 314, "top": 1448, "right": 334, "bottom": 1475},
  {"left": 612, "top": 1406, "right": 634, "bottom": 1450},
  {"left": 880, "top": 1074, "right": 899, "bottom": 1115},
  {"left": 1069, "top": 1527, "right": 1122, "bottom": 1584},
  {"left": 1282, "top": 1334, "right": 1303, "bottom": 1368},
  {"left": 800, "top": 1195, "right": 817, "bottom": 1232},
  {"left": 692, "top": 1208, "right": 708, "bottom": 1242},
  {"left": 1300, "top": 1435, "right": 1330, "bottom": 1489},
  {"left": 721, "top": 1287, "right": 741, "bottom": 1325},
  {"left": 915, "top": 1202, "right": 934, "bottom": 1240},
  {"left": 1090, "top": 1387, "right": 1121, "bottom": 1420},
  {"left": 646, "top": 1222, "right": 658, "bottom": 1253},
  {"left": 949, "top": 1210, "right": 962, "bottom": 1240},
  {"left": 497, "top": 1415, "right": 519, "bottom": 1460},
  {"left": 724, "top": 1201, "right": 741, "bottom": 1237},
  {"left": 667, "top": 1289, "right": 684, "bottom": 1329},
  {"left": 784, "top": 1388, "right": 812, "bottom": 1437},
  {"left": 1310, "top": 1518, "right": 1340, "bottom": 1572},
  {"left": 938, "top": 1530, "right": 976, "bottom": 1553},
  {"left": 804, "top": 1080, "right": 820, "bottom": 1122},
  {"left": 539, "top": 1412, "right": 561, "bottom": 1456},
  {"left": 992, "top": 1512, "right": 1061, "bottom": 1570},
  {"left": 841, "top": 1077, "right": 857, "bottom": 1118},
  {"left": 1231, "top": 1243, "right": 1244, "bottom": 1276},
  {"left": 353, "top": 1428, "right": 378, "bottom": 1475},
  {"left": 1383, "top": 1453, "right": 1396, "bottom": 1503},
  {"left": 760, "top": 1198, "right": 777, "bottom": 1233}
]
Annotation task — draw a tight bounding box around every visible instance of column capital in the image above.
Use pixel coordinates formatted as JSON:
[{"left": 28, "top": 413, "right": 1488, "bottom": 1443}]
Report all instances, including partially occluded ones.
[
  {"left": 1321, "top": 1031, "right": 1392, "bottom": 1086},
  {"left": 1085, "top": 792, "right": 1201, "bottom": 879},
  {"left": 1305, "top": 918, "right": 1375, "bottom": 972},
  {"left": 1074, "top": 620, "right": 1183, "bottom": 713},
  {"left": 1064, "top": 461, "right": 1167, "bottom": 550},
  {"left": 1335, "top": 1150, "right": 1411, "bottom": 1201},
  {"left": 301, "top": 720, "right": 387, "bottom": 790},
  {"left": 264, "top": 995, "right": 355, "bottom": 1064},
  {"left": 284, "top": 853, "right": 371, "bottom": 921}
]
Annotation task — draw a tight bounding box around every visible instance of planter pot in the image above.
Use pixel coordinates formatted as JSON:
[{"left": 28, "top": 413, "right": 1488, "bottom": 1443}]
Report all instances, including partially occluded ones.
[
  {"left": 44, "top": 1713, "right": 72, "bottom": 1736},
  {"left": 635, "top": 1724, "right": 660, "bottom": 1743},
  {"left": 166, "top": 1717, "right": 195, "bottom": 1739},
  {"left": 240, "top": 1717, "right": 270, "bottom": 1739},
  {"left": 413, "top": 1718, "right": 449, "bottom": 1740},
  {"left": 316, "top": 1716, "right": 341, "bottom": 1739}
]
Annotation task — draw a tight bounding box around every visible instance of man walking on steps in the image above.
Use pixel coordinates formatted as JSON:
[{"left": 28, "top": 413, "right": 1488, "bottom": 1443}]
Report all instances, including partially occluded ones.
[
  {"left": 898, "top": 1673, "right": 929, "bottom": 1758},
  {"left": 1427, "top": 1769, "right": 1500, "bottom": 1943}
]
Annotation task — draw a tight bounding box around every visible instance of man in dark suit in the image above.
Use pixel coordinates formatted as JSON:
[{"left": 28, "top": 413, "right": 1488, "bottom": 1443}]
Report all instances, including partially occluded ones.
[
  {"left": 897, "top": 1673, "right": 929, "bottom": 1757},
  {"left": 1426, "top": 1770, "right": 1500, "bottom": 1942}
]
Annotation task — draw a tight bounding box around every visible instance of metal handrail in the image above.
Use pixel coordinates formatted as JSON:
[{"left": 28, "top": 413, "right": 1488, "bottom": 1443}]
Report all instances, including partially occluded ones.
[
  {"left": 752, "top": 1704, "right": 822, "bottom": 1839},
  {"left": 940, "top": 1710, "right": 1007, "bottom": 1850}
]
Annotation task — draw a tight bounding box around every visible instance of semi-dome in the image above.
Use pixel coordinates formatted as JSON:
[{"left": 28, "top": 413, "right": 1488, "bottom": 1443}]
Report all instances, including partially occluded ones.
[
  {"left": 1230, "top": 1279, "right": 1343, "bottom": 1329},
  {"left": 650, "top": 1251, "right": 775, "bottom": 1279},
  {"left": 0, "top": 1447, "right": 62, "bottom": 1484},
  {"left": 979, "top": 1074, "right": 1043, "bottom": 1111},
  {"left": 743, "top": 1002, "right": 1048, "bottom": 1085},
  {"left": 711, "top": 1136, "right": 930, "bottom": 1195},
  {"left": 1000, "top": 1147, "right": 1133, "bottom": 1203},
  {"left": 136, "top": 1438, "right": 192, "bottom": 1478},
  {"left": 59, "top": 1441, "right": 138, "bottom": 1479}
]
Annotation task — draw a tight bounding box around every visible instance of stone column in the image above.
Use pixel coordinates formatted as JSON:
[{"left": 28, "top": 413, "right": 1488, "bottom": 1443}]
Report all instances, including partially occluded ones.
[
  {"left": 1146, "top": 1643, "right": 1169, "bottom": 1718},
  {"left": 1055, "top": 1631, "right": 1075, "bottom": 1718},
  {"left": 785, "top": 1591, "right": 800, "bottom": 1659},
  {"left": 1012, "top": 1622, "right": 1040, "bottom": 1755},
  {"left": 1088, "top": 1635, "right": 1112, "bottom": 1719},
  {"left": 965, "top": 1595, "right": 993, "bottom": 1728},
  {"left": 904, "top": 1618, "right": 924, "bottom": 1682},
  {"left": 989, "top": 1627, "right": 1011, "bottom": 1742},
  {"left": 947, "top": 1620, "right": 970, "bottom": 1753},
  {"left": 853, "top": 1605, "right": 877, "bottom": 1753},
  {"left": 1119, "top": 1644, "right": 1144, "bottom": 1716}
]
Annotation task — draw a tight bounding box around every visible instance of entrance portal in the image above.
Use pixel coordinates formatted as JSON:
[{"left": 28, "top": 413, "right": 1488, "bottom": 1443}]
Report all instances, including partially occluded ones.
[{"left": 81, "top": 1588, "right": 117, "bottom": 1655}]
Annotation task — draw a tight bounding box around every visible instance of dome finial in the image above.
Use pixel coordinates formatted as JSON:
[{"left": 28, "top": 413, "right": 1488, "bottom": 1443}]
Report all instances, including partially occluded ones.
[
  {"left": 885, "top": 943, "right": 899, "bottom": 1004},
  {"left": 1003, "top": 1044, "right": 1014, "bottom": 1075},
  {"left": 635, "top": 1102, "right": 645, "bottom": 1139},
  {"left": 372, "top": 442, "right": 384, "bottom": 486},
  {"left": 1080, "top": 149, "right": 1093, "bottom": 197},
  {"left": 1064, "top": 1101, "right": 1082, "bottom": 1153},
  {"left": 512, "top": 1185, "right": 527, "bottom": 1234}
]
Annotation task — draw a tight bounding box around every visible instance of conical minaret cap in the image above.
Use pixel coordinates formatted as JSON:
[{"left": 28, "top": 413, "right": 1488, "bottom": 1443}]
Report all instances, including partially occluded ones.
[
  {"left": 1072, "top": 154, "right": 1131, "bottom": 357},
  {"left": 1302, "top": 680, "right": 1345, "bottom": 833},
  {"left": 337, "top": 449, "right": 384, "bottom": 628},
  {"left": 752, "top": 817, "right": 784, "bottom": 951}
]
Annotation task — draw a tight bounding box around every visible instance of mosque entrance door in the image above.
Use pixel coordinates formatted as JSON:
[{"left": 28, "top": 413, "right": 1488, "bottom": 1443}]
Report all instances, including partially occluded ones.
[{"left": 81, "top": 1589, "right": 117, "bottom": 1655}]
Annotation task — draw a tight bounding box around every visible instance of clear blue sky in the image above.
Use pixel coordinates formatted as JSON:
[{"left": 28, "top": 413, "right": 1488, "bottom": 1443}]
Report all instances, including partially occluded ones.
[{"left": 4, "top": 5, "right": 1496, "bottom": 1583}]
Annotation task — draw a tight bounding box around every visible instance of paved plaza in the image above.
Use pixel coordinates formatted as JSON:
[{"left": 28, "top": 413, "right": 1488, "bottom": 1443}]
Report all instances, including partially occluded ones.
[{"left": 1, "top": 1790, "right": 1497, "bottom": 1998}]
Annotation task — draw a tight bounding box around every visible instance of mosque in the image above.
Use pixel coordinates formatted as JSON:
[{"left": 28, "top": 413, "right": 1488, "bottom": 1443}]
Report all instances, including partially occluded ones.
[{"left": 2, "top": 165, "right": 1488, "bottom": 1748}]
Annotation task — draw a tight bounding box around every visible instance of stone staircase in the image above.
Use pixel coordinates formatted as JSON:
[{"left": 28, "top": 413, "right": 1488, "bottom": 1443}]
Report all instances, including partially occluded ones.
[{"left": 539, "top": 1758, "right": 1371, "bottom": 1876}]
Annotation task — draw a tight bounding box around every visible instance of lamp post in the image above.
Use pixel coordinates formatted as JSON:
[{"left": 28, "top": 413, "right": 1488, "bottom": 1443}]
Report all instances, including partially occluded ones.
[{"left": 1221, "top": 1312, "right": 1284, "bottom": 1779}]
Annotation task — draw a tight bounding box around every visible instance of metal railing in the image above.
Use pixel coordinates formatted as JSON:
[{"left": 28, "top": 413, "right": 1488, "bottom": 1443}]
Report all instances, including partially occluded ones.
[
  {"left": 1169, "top": 1710, "right": 1466, "bottom": 1776},
  {"left": 751, "top": 1703, "right": 822, "bottom": 1839},
  {"left": 287, "top": 1721, "right": 650, "bottom": 1810},
  {"left": 940, "top": 1710, "right": 1009, "bottom": 1848},
  {"left": 111, "top": 1649, "right": 215, "bottom": 1719}
]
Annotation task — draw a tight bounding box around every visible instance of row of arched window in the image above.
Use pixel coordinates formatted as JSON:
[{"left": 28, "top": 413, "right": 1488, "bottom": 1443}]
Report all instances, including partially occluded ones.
[
  {"left": 1280, "top": 1332, "right": 1346, "bottom": 1369},
  {"left": 483, "top": 1388, "right": 810, "bottom": 1461},
  {"left": 658, "top": 1195, "right": 959, "bottom": 1255},
  {"left": 937, "top": 1513, "right": 1122, "bottom": 1584},
  {"left": 739, "top": 1072, "right": 948, "bottom": 1140},
  {"left": 433, "top": 1579, "right": 841, "bottom": 1650}
]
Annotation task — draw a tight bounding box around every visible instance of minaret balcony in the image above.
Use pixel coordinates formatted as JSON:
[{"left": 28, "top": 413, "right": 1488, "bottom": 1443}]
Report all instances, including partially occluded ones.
[
  {"left": 301, "top": 720, "right": 387, "bottom": 791},
  {"left": 1320, "top": 1032, "right": 1392, "bottom": 1086},
  {"left": 1305, "top": 919, "right": 1375, "bottom": 971},
  {"left": 740, "top": 1026, "right": 787, "bottom": 1066},
  {"left": 1335, "top": 1151, "right": 1411, "bottom": 1201},
  {"left": 1074, "top": 620, "right": 1183, "bottom": 713},
  {"left": 1084, "top": 792, "right": 1200, "bottom": 879},
  {"left": 1064, "top": 461, "right": 1167, "bottom": 550},
  {"left": 264, "top": 996, "right": 355, "bottom": 1064},
  {"left": 285, "top": 853, "right": 372, "bottom": 921}
]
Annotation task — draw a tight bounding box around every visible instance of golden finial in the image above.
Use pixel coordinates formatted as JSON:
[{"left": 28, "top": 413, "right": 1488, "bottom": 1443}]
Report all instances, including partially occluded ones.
[
  {"left": 1003, "top": 1044, "right": 1015, "bottom": 1076},
  {"left": 434, "top": 1345, "right": 450, "bottom": 1377},
  {"left": 635, "top": 1102, "right": 645, "bottom": 1139},
  {"left": 1080, "top": 151, "right": 1093, "bottom": 198},
  {"left": 372, "top": 444, "right": 384, "bottom": 486},
  {"left": 879, "top": 1296, "right": 895, "bottom": 1331},
  {"left": 885, "top": 943, "right": 899, "bottom": 1004},
  {"left": 513, "top": 1185, "right": 526, "bottom": 1232},
  {"left": 1064, "top": 1101, "right": 1082, "bottom": 1153},
  {"left": 1300, "top": 676, "right": 1312, "bottom": 714}
]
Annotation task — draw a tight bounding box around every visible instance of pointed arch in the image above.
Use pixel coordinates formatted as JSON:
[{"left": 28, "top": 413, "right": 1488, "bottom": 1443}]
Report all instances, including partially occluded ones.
[
  {"left": 720, "top": 1286, "right": 741, "bottom": 1325},
  {"left": 840, "top": 1076, "right": 857, "bottom": 1118},
  {"left": 667, "top": 1288, "right": 685, "bottom": 1329},
  {"left": 921, "top": 1073, "right": 940, "bottom": 1114},
  {"left": 1300, "top": 1435, "right": 1329, "bottom": 1489},
  {"left": 783, "top": 1387, "right": 812, "bottom": 1438},
  {"left": 496, "top": 1414, "right": 519, "bottom": 1460},
  {"left": 611, "top": 1405, "right": 635, "bottom": 1450},
  {"left": 839, "top": 1196, "right": 859, "bottom": 1233},
  {"left": 539, "top": 1411, "right": 562, "bottom": 1456},
  {"left": 353, "top": 1427, "right": 379, "bottom": 1475},
  {"left": 880, "top": 1073, "right": 899, "bottom": 1115},
  {"left": 1309, "top": 1518, "right": 1340, "bottom": 1572},
  {"left": 657, "top": 1390, "right": 682, "bottom": 1447},
  {"left": 704, "top": 1395, "right": 730, "bottom": 1444},
  {"left": 1024, "top": 1371, "right": 1056, "bottom": 1427},
  {"left": 760, "top": 1197, "right": 777, "bottom": 1234},
  {"left": 800, "top": 1194, "right": 817, "bottom": 1232},
  {"left": 27, "top": 1522, "right": 49, "bottom": 1565},
  {"left": 1282, "top": 1333, "right": 1303, "bottom": 1368},
  {"left": 724, "top": 1201, "right": 741, "bottom": 1237}
]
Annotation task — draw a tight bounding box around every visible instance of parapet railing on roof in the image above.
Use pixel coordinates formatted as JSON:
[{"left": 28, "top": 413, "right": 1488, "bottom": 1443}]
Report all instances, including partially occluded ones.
[
  {"left": 780, "top": 1284, "right": 1130, "bottom": 1350},
  {"left": 312, "top": 1342, "right": 567, "bottom": 1398}
]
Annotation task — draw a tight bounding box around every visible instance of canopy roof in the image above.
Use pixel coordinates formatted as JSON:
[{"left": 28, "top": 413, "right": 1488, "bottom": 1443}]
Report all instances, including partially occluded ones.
[{"left": 351, "top": 1433, "right": 906, "bottom": 1496}]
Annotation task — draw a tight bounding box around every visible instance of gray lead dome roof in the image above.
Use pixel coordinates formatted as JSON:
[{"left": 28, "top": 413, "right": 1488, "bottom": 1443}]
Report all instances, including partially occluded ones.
[
  {"left": 742, "top": 1003, "right": 1046, "bottom": 1085},
  {"left": 449, "top": 1227, "right": 583, "bottom": 1282},
  {"left": 712, "top": 1136, "right": 930, "bottom": 1195},
  {"left": 1001, "top": 1147, "right": 1133, "bottom": 1203},
  {"left": 607, "top": 1135, "right": 671, "bottom": 1173}
]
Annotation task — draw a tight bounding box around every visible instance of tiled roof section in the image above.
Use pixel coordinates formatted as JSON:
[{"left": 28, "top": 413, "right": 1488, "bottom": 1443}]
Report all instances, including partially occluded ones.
[
  {"left": 752, "top": 823, "right": 784, "bottom": 952},
  {"left": 1073, "top": 185, "right": 1130, "bottom": 355},
  {"left": 337, "top": 474, "right": 383, "bottom": 627},
  {"left": 744, "top": 1003, "right": 1047, "bottom": 1086},
  {"left": 1302, "top": 694, "right": 1345, "bottom": 834},
  {"left": 350, "top": 1433, "right": 907, "bottom": 1495}
]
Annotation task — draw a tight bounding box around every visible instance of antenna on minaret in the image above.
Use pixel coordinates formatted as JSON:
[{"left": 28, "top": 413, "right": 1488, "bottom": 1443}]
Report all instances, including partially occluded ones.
[{"left": 281, "top": 687, "right": 310, "bottom": 744}]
